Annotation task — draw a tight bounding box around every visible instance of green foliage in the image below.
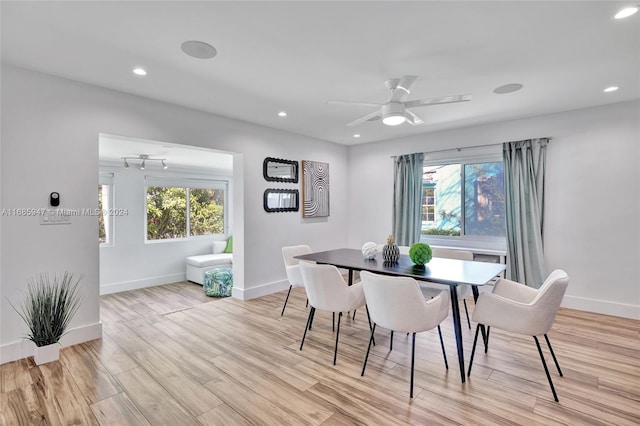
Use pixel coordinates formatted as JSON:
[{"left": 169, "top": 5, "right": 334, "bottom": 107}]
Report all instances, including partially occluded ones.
[
  {"left": 147, "top": 187, "right": 187, "bottom": 239},
  {"left": 13, "top": 272, "right": 83, "bottom": 347},
  {"left": 189, "top": 188, "right": 224, "bottom": 236},
  {"left": 147, "top": 187, "right": 225, "bottom": 240},
  {"left": 409, "top": 243, "right": 433, "bottom": 265},
  {"left": 422, "top": 228, "right": 461, "bottom": 236},
  {"left": 98, "top": 185, "right": 106, "bottom": 243}
]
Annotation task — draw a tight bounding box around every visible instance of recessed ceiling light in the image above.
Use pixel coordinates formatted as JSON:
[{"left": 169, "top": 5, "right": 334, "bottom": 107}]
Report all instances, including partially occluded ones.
[
  {"left": 181, "top": 40, "right": 217, "bottom": 59},
  {"left": 132, "top": 67, "right": 147, "bottom": 76},
  {"left": 604, "top": 86, "right": 619, "bottom": 92},
  {"left": 278, "top": 111, "right": 287, "bottom": 117},
  {"left": 493, "top": 83, "right": 523, "bottom": 94},
  {"left": 614, "top": 6, "right": 638, "bottom": 19},
  {"left": 353, "top": 134, "right": 361, "bottom": 138}
]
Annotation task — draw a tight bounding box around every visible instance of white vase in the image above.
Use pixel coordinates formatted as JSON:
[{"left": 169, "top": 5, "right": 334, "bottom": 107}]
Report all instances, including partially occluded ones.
[{"left": 34, "top": 343, "right": 60, "bottom": 365}]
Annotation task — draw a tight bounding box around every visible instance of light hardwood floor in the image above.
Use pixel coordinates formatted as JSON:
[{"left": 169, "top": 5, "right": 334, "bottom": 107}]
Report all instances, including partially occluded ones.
[{"left": 1, "top": 281, "right": 639, "bottom": 425}]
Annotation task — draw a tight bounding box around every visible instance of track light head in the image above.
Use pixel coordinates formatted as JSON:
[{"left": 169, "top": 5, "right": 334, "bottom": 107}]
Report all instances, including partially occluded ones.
[{"left": 121, "top": 154, "right": 166, "bottom": 170}]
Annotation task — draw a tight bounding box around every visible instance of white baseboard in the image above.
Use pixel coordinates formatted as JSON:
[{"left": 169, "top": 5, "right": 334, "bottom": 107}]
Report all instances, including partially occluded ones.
[
  {"left": 561, "top": 295, "right": 639, "bottom": 320},
  {"left": 0, "top": 321, "right": 102, "bottom": 365},
  {"left": 233, "top": 279, "right": 289, "bottom": 300},
  {"left": 100, "top": 273, "right": 185, "bottom": 295}
]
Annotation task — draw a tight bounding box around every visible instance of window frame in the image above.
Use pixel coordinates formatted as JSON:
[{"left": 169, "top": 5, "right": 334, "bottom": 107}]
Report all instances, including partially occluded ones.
[
  {"left": 144, "top": 177, "right": 228, "bottom": 243},
  {"left": 420, "top": 151, "right": 506, "bottom": 250}
]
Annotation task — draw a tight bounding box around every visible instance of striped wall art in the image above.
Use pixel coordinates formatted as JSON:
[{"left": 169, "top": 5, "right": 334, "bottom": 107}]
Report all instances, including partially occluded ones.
[{"left": 302, "top": 160, "right": 330, "bottom": 217}]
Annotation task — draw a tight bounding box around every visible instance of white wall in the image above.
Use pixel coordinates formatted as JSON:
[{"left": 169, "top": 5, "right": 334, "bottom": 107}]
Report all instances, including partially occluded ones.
[
  {"left": 99, "top": 165, "right": 233, "bottom": 294},
  {"left": 1, "top": 65, "right": 349, "bottom": 363},
  {"left": 347, "top": 100, "right": 640, "bottom": 319}
]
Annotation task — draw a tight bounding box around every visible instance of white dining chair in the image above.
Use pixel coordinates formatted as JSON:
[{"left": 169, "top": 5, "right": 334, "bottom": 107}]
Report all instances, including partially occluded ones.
[
  {"left": 467, "top": 270, "right": 569, "bottom": 402},
  {"left": 420, "top": 248, "right": 475, "bottom": 328},
  {"left": 281, "top": 245, "right": 312, "bottom": 316},
  {"left": 299, "top": 262, "right": 369, "bottom": 365},
  {"left": 360, "top": 271, "right": 450, "bottom": 398}
]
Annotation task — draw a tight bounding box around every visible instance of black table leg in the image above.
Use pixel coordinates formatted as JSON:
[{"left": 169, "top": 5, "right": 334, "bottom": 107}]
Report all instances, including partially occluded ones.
[{"left": 450, "top": 285, "right": 465, "bottom": 383}]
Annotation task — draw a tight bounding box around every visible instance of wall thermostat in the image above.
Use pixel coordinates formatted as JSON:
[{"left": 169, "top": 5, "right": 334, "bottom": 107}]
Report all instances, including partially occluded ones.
[{"left": 49, "top": 192, "right": 60, "bottom": 207}]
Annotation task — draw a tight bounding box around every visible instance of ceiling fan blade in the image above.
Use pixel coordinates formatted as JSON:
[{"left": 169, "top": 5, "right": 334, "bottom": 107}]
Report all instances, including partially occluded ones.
[
  {"left": 346, "top": 110, "right": 381, "bottom": 127},
  {"left": 406, "top": 110, "right": 424, "bottom": 126},
  {"left": 404, "top": 94, "right": 472, "bottom": 109},
  {"left": 327, "top": 100, "right": 381, "bottom": 108},
  {"left": 397, "top": 75, "right": 418, "bottom": 92},
  {"left": 388, "top": 75, "right": 418, "bottom": 102}
]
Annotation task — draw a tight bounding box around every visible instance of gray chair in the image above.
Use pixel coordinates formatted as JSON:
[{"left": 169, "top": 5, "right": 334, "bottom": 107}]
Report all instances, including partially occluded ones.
[
  {"left": 299, "top": 262, "right": 368, "bottom": 365},
  {"left": 360, "top": 271, "right": 450, "bottom": 398},
  {"left": 281, "top": 245, "right": 312, "bottom": 316},
  {"left": 419, "top": 247, "right": 475, "bottom": 328},
  {"left": 467, "top": 270, "right": 569, "bottom": 402}
]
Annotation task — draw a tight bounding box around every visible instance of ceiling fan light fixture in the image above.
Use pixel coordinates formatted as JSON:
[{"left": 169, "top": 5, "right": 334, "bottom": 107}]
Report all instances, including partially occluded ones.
[
  {"left": 381, "top": 102, "right": 407, "bottom": 126},
  {"left": 382, "top": 113, "right": 407, "bottom": 126}
]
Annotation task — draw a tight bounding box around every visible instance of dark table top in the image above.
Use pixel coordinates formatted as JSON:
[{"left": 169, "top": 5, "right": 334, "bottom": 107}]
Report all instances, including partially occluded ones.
[{"left": 296, "top": 248, "right": 506, "bottom": 286}]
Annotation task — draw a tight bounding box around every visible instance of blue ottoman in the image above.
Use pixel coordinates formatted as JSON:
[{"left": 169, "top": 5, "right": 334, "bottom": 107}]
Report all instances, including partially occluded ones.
[{"left": 204, "top": 267, "right": 233, "bottom": 297}]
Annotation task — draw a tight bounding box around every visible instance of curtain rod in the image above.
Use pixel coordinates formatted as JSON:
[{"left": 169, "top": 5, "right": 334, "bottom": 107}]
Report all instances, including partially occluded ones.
[{"left": 390, "top": 137, "right": 552, "bottom": 158}]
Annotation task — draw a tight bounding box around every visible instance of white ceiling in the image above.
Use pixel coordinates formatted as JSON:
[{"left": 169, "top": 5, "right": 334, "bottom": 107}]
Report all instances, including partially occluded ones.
[
  {"left": 99, "top": 134, "right": 233, "bottom": 173},
  {"left": 2, "top": 1, "right": 638, "bottom": 145}
]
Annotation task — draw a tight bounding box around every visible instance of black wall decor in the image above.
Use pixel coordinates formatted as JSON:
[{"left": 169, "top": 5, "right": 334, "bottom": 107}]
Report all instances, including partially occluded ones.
[
  {"left": 264, "top": 189, "right": 299, "bottom": 213},
  {"left": 263, "top": 157, "right": 299, "bottom": 183}
]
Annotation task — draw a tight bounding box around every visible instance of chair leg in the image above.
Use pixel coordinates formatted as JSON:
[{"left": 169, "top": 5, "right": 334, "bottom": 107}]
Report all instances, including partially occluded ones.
[
  {"left": 306, "top": 298, "right": 308, "bottom": 307},
  {"left": 353, "top": 310, "right": 357, "bottom": 321},
  {"left": 309, "top": 306, "right": 316, "bottom": 330},
  {"left": 437, "top": 325, "right": 448, "bottom": 370},
  {"left": 365, "top": 305, "right": 376, "bottom": 346},
  {"left": 300, "top": 307, "right": 315, "bottom": 350},
  {"left": 361, "top": 323, "right": 376, "bottom": 376},
  {"left": 534, "top": 336, "right": 559, "bottom": 402},
  {"left": 467, "top": 324, "right": 481, "bottom": 377},
  {"left": 332, "top": 312, "right": 335, "bottom": 332},
  {"left": 463, "top": 299, "right": 471, "bottom": 329},
  {"left": 281, "top": 285, "right": 293, "bottom": 316},
  {"left": 333, "top": 312, "right": 342, "bottom": 365},
  {"left": 390, "top": 330, "right": 394, "bottom": 351},
  {"left": 410, "top": 332, "right": 416, "bottom": 398},
  {"left": 484, "top": 326, "right": 491, "bottom": 353},
  {"left": 544, "top": 334, "right": 563, "bottom": 377}
]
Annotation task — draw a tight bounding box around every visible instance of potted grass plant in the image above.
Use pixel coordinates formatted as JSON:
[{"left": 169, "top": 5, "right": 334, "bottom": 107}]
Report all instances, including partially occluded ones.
[{"left": 13, "top": 272, "right": 83, "bottom": 365}]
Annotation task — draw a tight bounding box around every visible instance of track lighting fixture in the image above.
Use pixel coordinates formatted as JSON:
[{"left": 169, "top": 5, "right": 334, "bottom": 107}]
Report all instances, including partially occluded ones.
[{"left": 121, "top": 154, "right": 167, "bottom": 170}]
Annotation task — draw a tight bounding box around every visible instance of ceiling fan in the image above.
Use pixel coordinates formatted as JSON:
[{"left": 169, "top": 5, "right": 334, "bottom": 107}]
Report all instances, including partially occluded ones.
[{"left": 327, "top": 75, "right": 471, "bottom": 127}]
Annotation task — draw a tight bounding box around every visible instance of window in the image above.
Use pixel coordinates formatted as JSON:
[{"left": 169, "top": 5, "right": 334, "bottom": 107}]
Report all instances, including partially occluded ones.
[
  {"left": 421, "top": 187, "right": 435, "bottom": 223},
  {"left": 146, "top": 180, "right": 226, "bottom": 241},
  {"left": 421, "top": 160, "right": 505, "bottom": 239},
  {"left": 98, "top": 172, "right": 114, "bottom": 244},
  {"left": 98, "top": 184, "right": 109, "bottom": 243}
]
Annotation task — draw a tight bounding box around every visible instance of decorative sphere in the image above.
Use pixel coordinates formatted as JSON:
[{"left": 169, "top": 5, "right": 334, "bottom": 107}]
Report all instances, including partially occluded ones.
[
  {"left": 362, "top": 242, "right": 379, "bottom": 260},
  {"left": 409, "top": 243, "right": 433, "bottom": 265}
]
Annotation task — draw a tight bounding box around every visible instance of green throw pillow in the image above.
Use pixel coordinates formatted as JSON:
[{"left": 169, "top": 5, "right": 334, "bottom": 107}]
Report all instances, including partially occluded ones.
[{"left": 224, "top": 235, "right": 233, "bottom": 253}]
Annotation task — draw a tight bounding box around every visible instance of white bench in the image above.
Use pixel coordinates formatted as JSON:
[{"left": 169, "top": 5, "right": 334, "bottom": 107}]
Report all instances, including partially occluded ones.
[
  {"left": 186, "top": 253, "right": 232, "bottom": 285},
  {"left": 186, "top": 240, "right": 232, "bottom": 285}
]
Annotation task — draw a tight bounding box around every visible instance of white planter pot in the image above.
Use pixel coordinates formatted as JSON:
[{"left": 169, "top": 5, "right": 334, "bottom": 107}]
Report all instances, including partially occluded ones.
[{"left": 34, "top": 343, "right": 60, "bottom": 365}]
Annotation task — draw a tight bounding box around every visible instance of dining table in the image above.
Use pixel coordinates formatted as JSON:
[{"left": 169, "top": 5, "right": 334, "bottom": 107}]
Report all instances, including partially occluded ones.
[{"left": 295, "top": 248, "right": 507, "bottom": 383}]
